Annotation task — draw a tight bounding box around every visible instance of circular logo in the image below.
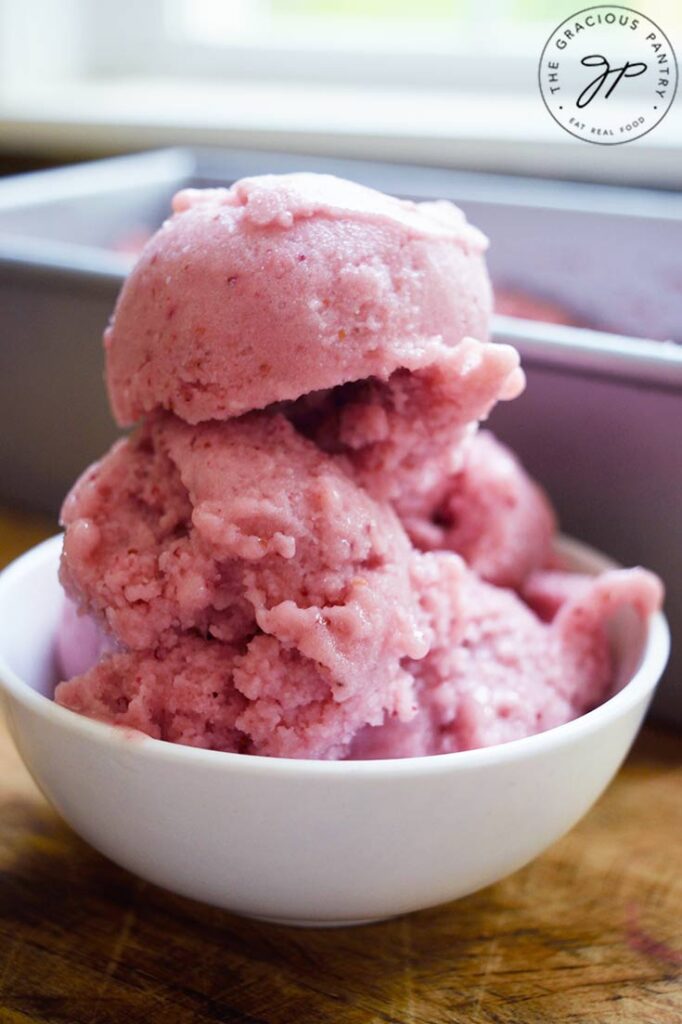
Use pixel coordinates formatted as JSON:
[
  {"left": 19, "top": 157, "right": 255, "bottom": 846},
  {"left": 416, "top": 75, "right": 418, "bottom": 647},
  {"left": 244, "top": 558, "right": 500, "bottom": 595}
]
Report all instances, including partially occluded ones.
[{"left": 539, "top": 5, "right": 678, "bottom": 144}]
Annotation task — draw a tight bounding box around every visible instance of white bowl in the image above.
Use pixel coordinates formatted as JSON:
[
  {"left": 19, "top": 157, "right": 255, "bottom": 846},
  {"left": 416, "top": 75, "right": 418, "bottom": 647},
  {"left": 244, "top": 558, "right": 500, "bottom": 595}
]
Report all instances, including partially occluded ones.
[{"left": 0, "top": 535, "right": 669, "bottom": 927}]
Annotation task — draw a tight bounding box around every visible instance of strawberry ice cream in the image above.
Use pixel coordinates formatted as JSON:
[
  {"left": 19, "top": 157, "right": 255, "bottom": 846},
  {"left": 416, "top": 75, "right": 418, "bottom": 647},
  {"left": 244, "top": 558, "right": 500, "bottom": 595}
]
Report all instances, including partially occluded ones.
[
  {"left": 55, "top": 173, "right": 663, "bottom": 759},
  {"left": 106, "top": 175, "right": 492, "bottom": 425},
  {"left": 58, "top": 412, "right": 452, "bottom": 758}
]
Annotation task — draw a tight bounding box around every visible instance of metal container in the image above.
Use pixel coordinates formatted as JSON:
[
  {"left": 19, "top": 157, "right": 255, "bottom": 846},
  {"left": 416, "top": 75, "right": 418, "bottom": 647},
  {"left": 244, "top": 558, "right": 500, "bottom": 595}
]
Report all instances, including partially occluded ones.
[{"left": 1, "top": 148, "right": 679, "bottom": 722}]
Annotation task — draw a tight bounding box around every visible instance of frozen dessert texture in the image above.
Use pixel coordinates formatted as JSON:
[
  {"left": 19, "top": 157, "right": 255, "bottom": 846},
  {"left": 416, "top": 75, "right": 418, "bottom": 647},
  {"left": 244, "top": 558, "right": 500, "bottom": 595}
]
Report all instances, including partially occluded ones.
[
  {"left": 350, "top": 567, "right": 662, "bottom": 758},
  {"left": 56, "top": 172, "right": 663, "bottom": 758},
  {"left": 287, "top": 337, "right": 523, "bottom": 504},
  {"left": 59, "top": 412, "right": 455, "bottom": 758},
  {"left": 407, "top": 430, "right": 556, "bottom": 590},
  {"left": 106, "top": 173, "right": 492, "bottom": 425}
]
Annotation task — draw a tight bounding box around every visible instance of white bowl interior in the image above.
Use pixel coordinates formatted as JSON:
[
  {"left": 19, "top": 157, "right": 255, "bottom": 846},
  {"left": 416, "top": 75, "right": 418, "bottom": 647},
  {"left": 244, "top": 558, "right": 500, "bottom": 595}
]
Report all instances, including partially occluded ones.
[{"left": 0, "top": 537, "right": 64, "bottom": 698}]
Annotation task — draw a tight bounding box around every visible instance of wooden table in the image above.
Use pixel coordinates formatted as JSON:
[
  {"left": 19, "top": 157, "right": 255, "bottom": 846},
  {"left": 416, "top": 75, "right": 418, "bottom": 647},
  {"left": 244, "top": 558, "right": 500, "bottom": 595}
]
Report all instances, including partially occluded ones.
[{"left": 0, "top": 511, "right": 680, "bottom": 1024}]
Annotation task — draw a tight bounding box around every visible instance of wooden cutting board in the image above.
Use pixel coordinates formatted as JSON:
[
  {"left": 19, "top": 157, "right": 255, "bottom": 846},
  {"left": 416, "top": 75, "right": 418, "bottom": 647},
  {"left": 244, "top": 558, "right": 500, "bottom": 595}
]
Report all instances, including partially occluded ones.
[{"left": 0, "top": 510, "right": 680, "bottom": 1024}]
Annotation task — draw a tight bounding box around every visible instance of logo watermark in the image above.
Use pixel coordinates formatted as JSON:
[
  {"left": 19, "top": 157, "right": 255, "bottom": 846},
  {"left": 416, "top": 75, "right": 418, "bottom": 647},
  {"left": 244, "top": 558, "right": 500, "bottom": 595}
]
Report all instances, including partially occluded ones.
[{"left": 538, "top": 5, "right": 677, "bottom": 144}]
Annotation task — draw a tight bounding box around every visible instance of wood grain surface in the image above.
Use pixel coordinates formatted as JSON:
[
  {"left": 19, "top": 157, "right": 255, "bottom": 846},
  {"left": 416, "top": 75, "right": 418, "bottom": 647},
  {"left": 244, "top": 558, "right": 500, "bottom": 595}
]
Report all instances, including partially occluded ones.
[{"left": 0, "top": 510, "right": 680, "bottom": 1024}]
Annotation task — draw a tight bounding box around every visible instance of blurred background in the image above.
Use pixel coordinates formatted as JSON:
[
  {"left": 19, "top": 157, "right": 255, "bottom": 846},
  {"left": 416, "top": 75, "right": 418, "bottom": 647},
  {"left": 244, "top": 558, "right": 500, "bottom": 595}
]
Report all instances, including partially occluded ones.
[{"left": 1, "top": 0, "right": 681, "bottom": 182}]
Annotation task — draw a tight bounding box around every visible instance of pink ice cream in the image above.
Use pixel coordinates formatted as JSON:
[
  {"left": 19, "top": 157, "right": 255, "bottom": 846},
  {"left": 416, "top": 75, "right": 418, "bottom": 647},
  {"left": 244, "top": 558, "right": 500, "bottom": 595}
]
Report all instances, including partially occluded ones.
[
  {"left": 106, "top": 174, "right": 492, "bottom": 425},
  {"left": 55, "top": 172, "right": 663, "bottom": 759},
  {"left": 58, "top": 413, "right": 454, "bottom": 758},
  {"left": 406, "top": 430, "right": 556, "bottom": 590},
  {"left": 350, "top": 568, "right": 661, "bottom": 758},
  {"left": 55, "top": 598, "right": 115, "bottom": 680}
]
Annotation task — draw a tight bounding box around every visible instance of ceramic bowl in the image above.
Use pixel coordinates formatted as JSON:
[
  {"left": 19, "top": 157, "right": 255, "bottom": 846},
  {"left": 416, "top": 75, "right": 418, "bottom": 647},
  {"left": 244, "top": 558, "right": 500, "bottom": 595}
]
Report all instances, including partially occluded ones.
[{"left": 0, "top": 535, "right": 669, "bottom": 926}]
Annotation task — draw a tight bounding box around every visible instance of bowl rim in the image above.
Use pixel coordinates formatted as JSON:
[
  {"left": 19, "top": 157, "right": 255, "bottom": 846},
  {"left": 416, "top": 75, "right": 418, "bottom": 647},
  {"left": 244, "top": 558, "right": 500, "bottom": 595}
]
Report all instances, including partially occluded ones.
[{"left": 0, "top": 534, "right": 670, "bottom": 779}]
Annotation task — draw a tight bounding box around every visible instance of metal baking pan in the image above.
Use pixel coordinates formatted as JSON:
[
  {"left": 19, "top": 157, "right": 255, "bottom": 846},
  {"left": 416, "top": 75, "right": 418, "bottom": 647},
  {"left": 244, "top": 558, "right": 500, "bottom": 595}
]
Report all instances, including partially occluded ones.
[{"left": 0, "top": 147, "right": 680, "bottom": 722}]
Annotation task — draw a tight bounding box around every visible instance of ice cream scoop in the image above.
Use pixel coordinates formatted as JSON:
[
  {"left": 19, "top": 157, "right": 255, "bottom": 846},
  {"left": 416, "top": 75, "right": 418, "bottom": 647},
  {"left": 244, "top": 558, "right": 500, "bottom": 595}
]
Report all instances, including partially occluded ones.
[
  {"left": 106, "top": 174, "right": 492, "bottom": 425},
  {"left": 351, "top": 563, "right": 662, "bottom": 758},
  {"left": 57, "top": 412, "right": 462, "bottom": 758}
]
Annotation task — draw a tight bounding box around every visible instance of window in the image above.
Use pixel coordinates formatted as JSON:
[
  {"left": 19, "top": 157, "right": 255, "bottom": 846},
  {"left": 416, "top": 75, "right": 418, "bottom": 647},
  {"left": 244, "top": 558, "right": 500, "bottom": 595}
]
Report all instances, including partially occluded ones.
[
  {"left": 1, "top": 0, "right": 680, "bottom": 184},
  {"left": 75, "top": 0, "right": 581, "bottom": 92}
]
